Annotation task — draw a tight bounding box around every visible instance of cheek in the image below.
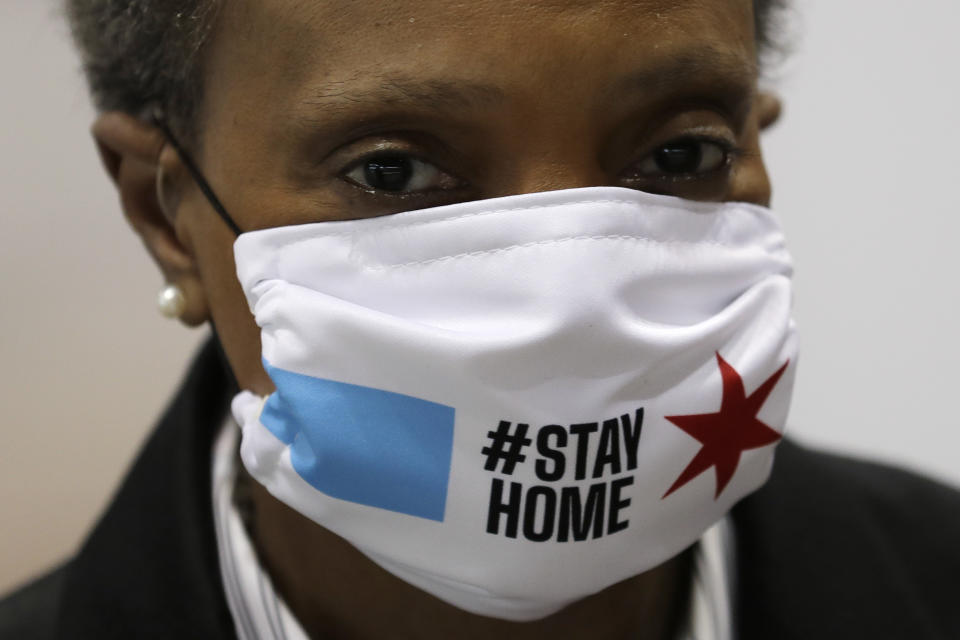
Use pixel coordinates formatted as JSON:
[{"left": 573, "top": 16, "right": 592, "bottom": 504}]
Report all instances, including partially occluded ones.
[
  {"left": 728, "top": 117, "right": 772, "bottom": 206},
  {"left": 179, "top": 191, "right": 275, "bottom": 396}
]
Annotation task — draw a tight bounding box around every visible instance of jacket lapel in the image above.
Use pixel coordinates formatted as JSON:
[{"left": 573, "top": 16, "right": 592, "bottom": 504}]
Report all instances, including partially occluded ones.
[{"left": 732, "top": 441, "right": 949, "bottom": 639}]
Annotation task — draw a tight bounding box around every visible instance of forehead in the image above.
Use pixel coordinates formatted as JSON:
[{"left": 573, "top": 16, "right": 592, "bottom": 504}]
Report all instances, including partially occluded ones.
[
  {"left": 229, "top": 0, "right": 755, "bottom": 46},
  {"left": 197, "top": 0, "right": 759, "bottom": 163},
  {"left": 205, "top": 0, "right": 756, "bottom": 104}
]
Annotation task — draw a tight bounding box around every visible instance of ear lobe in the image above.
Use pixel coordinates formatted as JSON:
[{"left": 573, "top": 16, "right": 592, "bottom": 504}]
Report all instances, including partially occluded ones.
[
  {"left": 91, "top": 111, "right": 210, "bottom": 326},
  {"left": 756, "top": 92, "right": 783, "bottom": 131}
]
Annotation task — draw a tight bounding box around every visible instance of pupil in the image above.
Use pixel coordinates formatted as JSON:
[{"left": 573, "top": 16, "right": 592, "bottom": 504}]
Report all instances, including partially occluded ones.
[
  {"left": 364, "top": 156, "right": 413, "bottom": 191},
  {"left": 654, "top": 142, "right": 702, "bottom": 174}
]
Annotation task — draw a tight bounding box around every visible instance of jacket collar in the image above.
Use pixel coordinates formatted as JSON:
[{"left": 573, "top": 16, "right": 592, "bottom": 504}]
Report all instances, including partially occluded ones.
[{"left": 731, "top": 440, "right": 945, "bottom": 639}]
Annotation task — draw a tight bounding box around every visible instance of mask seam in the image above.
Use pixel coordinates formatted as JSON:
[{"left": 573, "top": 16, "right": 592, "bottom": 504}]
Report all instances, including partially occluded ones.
[
  {"left": 242, "top": 198, "right": 774, "bottom": 248},
  {"left": 360, "top": 234, "right": 788, "bottom": 271}
]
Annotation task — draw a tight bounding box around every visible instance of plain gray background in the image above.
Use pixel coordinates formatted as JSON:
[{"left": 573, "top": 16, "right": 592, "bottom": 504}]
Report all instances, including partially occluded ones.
[{"left": 1, "top": 0, "right": 958, "bottom": 594}]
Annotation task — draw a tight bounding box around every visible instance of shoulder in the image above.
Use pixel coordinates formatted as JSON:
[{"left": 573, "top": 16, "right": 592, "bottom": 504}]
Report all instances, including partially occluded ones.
[
  {"left": 0, "top": 566, "right": 67, "bottom": 640},
  {"left": 733, "top": 440, "right": 960, "bottom": 639},
  {"left": 765, "top": 439, "right": 960, "bottom": 541}
]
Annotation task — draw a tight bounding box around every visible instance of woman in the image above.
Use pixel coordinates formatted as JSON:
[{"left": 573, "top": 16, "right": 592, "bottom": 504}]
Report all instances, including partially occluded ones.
[{"left": 2, "top": 1, "right": 958, "bottom": 638}]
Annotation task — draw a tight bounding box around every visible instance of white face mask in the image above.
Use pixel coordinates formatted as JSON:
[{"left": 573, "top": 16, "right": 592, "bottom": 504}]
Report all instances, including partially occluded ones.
[{"left": 230, "top": 186, "right": 798, "bottom": 621}]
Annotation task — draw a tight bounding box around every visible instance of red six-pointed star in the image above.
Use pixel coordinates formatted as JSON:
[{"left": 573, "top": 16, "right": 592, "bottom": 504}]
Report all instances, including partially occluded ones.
[{"left": 663, "top": 352, "right": 790, "bottom": 500}]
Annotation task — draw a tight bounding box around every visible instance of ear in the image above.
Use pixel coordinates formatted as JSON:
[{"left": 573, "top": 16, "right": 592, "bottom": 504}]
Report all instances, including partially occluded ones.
[
  {"left": 92, "top": 111, "right": 209, "bottom": 326},
  {"left": 756, "top": 92, "right": 783, "bottom": 131}
]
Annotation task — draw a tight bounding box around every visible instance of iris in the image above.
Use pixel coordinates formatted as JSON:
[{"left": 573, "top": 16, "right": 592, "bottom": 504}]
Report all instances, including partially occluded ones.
[{"left": 363, "top": 156, "right": 414, "bottom": 191}]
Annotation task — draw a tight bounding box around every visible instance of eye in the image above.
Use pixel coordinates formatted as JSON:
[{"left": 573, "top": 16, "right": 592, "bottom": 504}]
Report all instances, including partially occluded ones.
[
  {"left": 633, "top": 137, "right": 733, "bottom": 177},
  {"left": 343, "top": 154, "right": 461, "bottom": 194}
]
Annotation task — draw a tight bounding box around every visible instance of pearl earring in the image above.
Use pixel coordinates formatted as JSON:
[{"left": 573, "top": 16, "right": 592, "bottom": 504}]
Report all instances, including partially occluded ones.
[{"left": 157, "top": 284, "right": 187, "bottom": 319}]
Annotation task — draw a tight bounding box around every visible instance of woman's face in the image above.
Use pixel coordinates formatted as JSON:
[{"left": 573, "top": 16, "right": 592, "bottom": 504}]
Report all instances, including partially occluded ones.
[{"left": 156, "top": 0, "right": 776, "bottom": 394}]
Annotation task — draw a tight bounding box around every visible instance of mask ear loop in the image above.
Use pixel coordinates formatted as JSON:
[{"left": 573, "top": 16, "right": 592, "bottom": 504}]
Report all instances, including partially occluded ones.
[{"left": 151, "top": 107, "right": 243, "bottom": 238}]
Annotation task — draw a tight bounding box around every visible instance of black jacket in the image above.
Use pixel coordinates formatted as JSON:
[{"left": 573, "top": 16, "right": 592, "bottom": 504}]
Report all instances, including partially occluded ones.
[{"left": 2, "top": 338, "right": 959, "bottom": 639}]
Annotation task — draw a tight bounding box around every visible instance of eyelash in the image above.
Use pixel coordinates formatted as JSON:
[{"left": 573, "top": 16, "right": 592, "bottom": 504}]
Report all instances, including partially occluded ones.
[
  {"left": 338, "top": 135, "right": 746, "bottom": 196},
  {"left": 340, "top": 150, "right": 459, "bottom": 195},
  {"left": 632, "top": 135, "right": 746, "bottom": 181}
]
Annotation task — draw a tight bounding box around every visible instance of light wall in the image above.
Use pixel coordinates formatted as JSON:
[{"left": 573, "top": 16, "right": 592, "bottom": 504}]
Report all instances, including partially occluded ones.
[
  {"left": 762, "top": 0, "right": 960, "bottom": 490},
  {"left": 2, "top": 0, "right": 958, "bottom": 595}
]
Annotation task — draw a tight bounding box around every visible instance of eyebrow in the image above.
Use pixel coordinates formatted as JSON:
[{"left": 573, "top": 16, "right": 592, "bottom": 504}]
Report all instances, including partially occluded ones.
[
  {"left": 301, "top": 75, "right": 506, "bottom": 115},
  {"left": 297, "top": 47, "right": 756, "bottom": 121},
  {"left": 603, "top": 48, "right": 757, "bottom": 103}
]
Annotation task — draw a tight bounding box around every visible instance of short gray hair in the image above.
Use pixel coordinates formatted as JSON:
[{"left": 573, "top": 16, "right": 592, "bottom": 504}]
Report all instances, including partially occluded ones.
[{"left": 65, "top": 0, "right": 220, "bottom": 142}]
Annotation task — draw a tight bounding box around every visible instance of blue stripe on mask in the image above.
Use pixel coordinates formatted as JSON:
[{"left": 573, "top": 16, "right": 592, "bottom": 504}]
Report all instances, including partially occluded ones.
[{"left": 260, "top": 361, "right": 456, "bottom": 522}]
